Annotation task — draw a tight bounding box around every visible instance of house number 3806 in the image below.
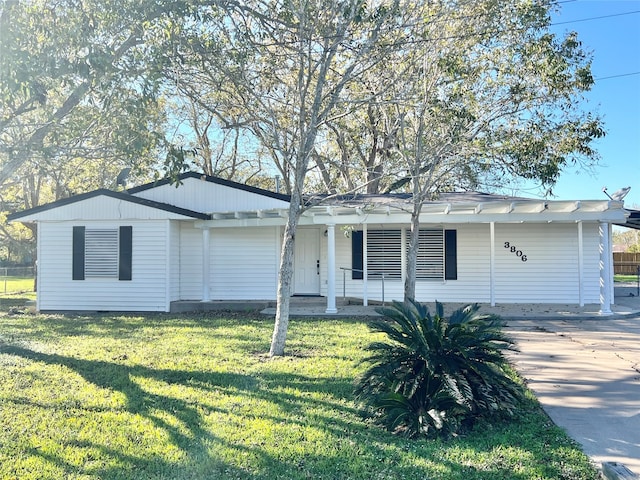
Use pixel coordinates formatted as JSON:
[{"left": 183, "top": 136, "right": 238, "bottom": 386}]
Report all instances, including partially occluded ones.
[{"left": 504, "top": 242, "right": 528, "bottom": 262}]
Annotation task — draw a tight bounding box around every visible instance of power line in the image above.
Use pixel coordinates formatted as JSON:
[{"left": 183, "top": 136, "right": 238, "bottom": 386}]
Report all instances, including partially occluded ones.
[
  {"left": 552, "top": 10, "right": 640, "bottom": 26},
  {"left": 595, "top": 71, "right": 640, "bottom": 81}
]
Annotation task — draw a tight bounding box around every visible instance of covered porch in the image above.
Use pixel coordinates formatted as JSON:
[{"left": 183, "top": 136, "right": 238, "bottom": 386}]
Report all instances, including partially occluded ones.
[
  {"left": 171, "top": 282, "right": 640, "bottom": 319},
  {"left": 192, "top": 195, "right": 628, "bottom": 316}
]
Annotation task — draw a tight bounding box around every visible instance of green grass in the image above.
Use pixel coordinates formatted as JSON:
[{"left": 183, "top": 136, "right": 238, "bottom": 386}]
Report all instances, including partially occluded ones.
[
  {"left": 615, "top": 274, "right": 639, "bottom": 283},
  {"left": 0, "top": 275, "right": 35, "bottom": 294},
  {"left": 0, "top": 307, "right": 599, "bottom": 480}
]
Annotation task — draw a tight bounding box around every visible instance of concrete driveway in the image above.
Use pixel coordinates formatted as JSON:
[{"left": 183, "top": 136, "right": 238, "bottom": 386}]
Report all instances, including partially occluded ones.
[{"left": 506, "top": 314, "right": 640, "bottom": 474}]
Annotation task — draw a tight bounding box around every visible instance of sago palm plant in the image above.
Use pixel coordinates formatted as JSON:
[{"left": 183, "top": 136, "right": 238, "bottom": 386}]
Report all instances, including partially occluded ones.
[{"left": 354, "top": 300, "right": 524, "bottom": 438}]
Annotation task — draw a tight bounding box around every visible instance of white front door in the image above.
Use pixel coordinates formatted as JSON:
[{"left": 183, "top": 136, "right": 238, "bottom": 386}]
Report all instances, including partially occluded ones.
[{"left": 294, "top": 228, "right": 321, "bottom": 295}]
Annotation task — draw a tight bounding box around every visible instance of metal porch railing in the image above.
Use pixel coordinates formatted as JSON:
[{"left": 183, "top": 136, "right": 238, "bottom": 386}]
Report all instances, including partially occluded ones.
[{"left": 339, "top": 267, "right": 388, "bottom": 305}]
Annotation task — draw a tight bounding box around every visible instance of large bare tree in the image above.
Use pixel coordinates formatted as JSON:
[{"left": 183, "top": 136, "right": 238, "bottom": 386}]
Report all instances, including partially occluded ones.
[{"left": 396, "top": 1, "right": 603, "bottom": 302}]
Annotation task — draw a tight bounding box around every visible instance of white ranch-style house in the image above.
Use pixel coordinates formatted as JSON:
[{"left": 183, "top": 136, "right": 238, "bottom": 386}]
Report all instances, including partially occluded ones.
[{"left": 8, "top": 172, "right": 630, "bottom": 314}]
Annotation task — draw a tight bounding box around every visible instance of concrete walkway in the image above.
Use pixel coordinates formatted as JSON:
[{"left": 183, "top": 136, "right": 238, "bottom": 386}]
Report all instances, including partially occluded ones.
[{"left": 260, "top": 282, "right": 640, "bottom": 320}]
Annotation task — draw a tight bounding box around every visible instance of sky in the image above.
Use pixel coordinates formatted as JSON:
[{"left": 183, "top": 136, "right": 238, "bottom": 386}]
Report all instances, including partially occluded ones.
[{"left": 523, "top": 0, "right": 640, "bottom": 208}]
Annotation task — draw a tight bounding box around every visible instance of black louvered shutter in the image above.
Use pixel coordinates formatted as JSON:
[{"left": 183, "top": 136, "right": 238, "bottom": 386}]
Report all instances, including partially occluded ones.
[
  {"left": 351, "top": 230, "right": 363, "bottom": 279},
  {"left": 119, "top": 226, "right": 132, "bottom": 281},
  {"left": 72, "top": 226, "right": 85, "bottom": 280},
  {"left": 444, "top": 229, "right": 457, "bottom": 280}
]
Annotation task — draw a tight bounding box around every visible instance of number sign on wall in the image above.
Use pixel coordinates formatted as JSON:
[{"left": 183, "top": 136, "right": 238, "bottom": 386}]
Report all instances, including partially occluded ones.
[{"left": 504, "top": 242, "right": 528, "bottom": 262}]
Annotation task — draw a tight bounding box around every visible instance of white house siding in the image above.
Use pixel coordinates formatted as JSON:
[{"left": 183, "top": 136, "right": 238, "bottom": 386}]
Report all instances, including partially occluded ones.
[
  {"left": 321, "top": 226, "right": 371, "bottom": 300},
  {"left": 330, "top": 222, "right": 602, "bottom": 305},
  {"left": 16, "top": 195, "right": 196, "bottom": 221},
  {"left": 37, "top": 220, "right": 169, "bottom": 311},
  {"left": 209, "top": 227, "right": 279, "bottom": 300},
  {"left": 493, "top": 223, "right": 591, "bottom": 304},
  {"left": 414, "top": 224, "right": 491, "bottom": 303},
  {"left": 178, "top": 223, "right": 203, "bottom": 300},
  {"left": 132, "top": 177, "right": 289, "bottom": 213},
  {"left": 328, "top": 224, "right": 492, "bottom": 304}
]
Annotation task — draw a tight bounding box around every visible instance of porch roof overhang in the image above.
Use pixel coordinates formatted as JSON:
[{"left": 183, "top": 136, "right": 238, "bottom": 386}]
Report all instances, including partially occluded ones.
[
  {"left": 615, "top": 209, "right": 640, "bottom": 230},
  {"left": 194, "top": 198, "right": 628, "bottom": 228}
]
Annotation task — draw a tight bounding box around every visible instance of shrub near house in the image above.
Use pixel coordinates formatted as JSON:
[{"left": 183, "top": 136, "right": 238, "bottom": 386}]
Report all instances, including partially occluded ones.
[{"left": 355, "top": 300, "right": 524, "bottom": 438}]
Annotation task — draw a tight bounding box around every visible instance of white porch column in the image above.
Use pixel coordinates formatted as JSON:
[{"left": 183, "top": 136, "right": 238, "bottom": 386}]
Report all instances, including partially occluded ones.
[
  {"left": 363, "top": 224, "right": 368, "bottom": 307},
  {"left": 609, "top": 223, "right": 615, "bottom": 305},
  {"left": 202, "top": 227, "right": 211, "bottom": 302},
  {"left": 577, "top": 221, "right": 584, "bottom": 306},
  {"left": 599, "top": 221, "right": 612, "bottom": 315},
  {"left": 325, "top": 224, "right": 338, "bottom": 314},
  {"left": 489, "top": 222, "right": 496, "bottom": 307}
]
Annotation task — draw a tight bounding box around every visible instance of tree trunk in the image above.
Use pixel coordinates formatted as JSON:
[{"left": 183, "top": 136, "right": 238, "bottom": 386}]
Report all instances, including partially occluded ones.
[
  {"left": 404, "top": 209, "right": 420, "bottom": 303},
  {"left": 269, "top": 192, "right": 302, "bottom": 356}
]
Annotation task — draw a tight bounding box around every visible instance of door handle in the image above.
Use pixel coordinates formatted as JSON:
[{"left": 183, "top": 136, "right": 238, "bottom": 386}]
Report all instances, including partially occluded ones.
[{"left": 316, "top": 260, "right": 320, "bottom": 275}]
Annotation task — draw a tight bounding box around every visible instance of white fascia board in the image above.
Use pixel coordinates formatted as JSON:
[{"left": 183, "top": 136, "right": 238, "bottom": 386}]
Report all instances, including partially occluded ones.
[
  {"left": 194, "top": 200, "right": 627, "bottom": 227},
  {"left": 195, "top": 217, "right": 287, "bottom": 228},
  {"left": 307, "top": 210, "right": 627, "bottom": 225},
  {"left": 197, "top": 208, "right": 627, "bottom": 228}
]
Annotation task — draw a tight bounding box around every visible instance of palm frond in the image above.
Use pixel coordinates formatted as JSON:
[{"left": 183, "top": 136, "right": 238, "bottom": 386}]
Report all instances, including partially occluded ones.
[{"left": 355, "top": 300, "right": 526, "bottom": 439}]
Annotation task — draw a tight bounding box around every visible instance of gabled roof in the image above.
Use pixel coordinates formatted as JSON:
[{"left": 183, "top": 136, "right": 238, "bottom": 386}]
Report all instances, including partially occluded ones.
[
  {"left": 128, "top": 172, "right": 291, "bottom": 203},
  {"left": 7, "top": 189, "right": 211, "bottom": 222}
]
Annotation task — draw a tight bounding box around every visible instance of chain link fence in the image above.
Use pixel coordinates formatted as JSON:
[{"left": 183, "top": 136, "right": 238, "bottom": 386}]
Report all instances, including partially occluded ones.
[{"left": 1, "top": 267, "right": 36, "bottom": 294}]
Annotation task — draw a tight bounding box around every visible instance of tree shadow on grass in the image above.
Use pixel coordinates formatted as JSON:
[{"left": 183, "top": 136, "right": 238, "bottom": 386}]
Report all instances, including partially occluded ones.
[
  {"left": 1, "top": 342, "right": 383, "bottom": 479},
  {"left": 0, "top": 344, "right": 274, "bottom": 479},
  {"left": 0, "top": 343, "right": 598, "bottom": 480},
  {"left": 0, "top": 295, "right": 34, "bottom": 310}
]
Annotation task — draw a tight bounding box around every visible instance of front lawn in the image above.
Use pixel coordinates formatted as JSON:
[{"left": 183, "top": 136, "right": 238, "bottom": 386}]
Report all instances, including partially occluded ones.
[{"left": 0, "top": 306, "right": 598, "bottom": 480}]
